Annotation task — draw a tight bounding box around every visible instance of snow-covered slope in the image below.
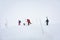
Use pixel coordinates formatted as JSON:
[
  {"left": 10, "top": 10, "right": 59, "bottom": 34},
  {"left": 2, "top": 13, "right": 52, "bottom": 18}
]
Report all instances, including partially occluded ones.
[{"left": 0, "top": 0, "right": 60, "bottom": 40}]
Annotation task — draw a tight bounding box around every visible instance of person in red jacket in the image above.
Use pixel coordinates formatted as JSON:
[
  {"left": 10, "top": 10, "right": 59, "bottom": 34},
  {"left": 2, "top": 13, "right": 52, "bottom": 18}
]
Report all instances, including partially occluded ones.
[{"left": 27, "top": 19, "right": 32, "bottom": 26}]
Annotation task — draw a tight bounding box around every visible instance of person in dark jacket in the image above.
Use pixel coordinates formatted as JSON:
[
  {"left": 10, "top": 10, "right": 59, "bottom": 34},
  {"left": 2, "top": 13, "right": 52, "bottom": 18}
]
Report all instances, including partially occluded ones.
[
  {"left": 18, "top": 20, "right": 21, "bottom": 26},
  {"left": 46, "top": 17, "right": 49, "bottom": 26}
]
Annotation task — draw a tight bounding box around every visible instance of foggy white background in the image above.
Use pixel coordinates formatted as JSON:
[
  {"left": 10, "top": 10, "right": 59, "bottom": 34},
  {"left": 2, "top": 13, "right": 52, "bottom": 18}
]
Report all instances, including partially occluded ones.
[{"left": 0, "top": 0, "right": 60, "bottom": 40}]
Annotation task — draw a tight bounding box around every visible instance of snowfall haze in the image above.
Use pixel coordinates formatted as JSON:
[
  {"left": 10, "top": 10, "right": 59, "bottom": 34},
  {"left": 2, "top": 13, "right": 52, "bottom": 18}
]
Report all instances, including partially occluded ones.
[{"left": 0, "top": 0, "right": 60, "bottom": 40}]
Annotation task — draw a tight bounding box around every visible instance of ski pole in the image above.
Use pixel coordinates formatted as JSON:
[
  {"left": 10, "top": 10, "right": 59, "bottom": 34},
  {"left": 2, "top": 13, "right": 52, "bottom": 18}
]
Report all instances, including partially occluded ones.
[{"left": 39, "top": 18, "right": 44, "bottom": 35}]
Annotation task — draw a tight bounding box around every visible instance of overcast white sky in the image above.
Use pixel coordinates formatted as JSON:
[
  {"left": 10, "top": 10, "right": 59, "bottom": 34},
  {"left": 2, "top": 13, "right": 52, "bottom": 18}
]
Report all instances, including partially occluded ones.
[
  {"left": 0, "top": 0, "right": 60, "bottom": 26},
  {"left": 0, "top": 0, "right": 60, "bottom": 40}
]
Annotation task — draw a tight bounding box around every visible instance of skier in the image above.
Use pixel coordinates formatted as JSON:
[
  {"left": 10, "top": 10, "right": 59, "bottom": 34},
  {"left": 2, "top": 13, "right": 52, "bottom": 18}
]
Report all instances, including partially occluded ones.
[
  {"left": 18, "top": 20, "right": 21, "bottom": 26},
  {"left": 46, "top": 17, "right": 49, "bottom": 26},
  {"left": 26, "top": 19, "right": 32, "bottom": 26}
]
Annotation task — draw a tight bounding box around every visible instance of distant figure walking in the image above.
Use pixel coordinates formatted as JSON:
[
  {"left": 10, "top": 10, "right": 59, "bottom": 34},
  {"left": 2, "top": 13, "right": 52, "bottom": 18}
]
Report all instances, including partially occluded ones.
[
  {"left": 27, "top": 19, "right": 32, "bottom": 26},
  {"left": 46, "top": 17, "right": 49, "bottom": 26},
  {"left": 18, "top": 20, "right": 21, "bottom": 26}
]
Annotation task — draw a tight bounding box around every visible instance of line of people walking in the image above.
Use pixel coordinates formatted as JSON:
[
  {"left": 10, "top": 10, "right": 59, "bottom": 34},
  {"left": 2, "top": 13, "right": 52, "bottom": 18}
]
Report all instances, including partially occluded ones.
[{"left": 18, "top": 17, "right": 49, "bottom": 26}]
